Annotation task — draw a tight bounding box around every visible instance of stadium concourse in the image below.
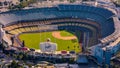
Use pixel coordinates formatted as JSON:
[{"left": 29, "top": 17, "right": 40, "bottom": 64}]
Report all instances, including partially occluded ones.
[{"left": 0, "top": 4, "right": 120, "bottom": 67}]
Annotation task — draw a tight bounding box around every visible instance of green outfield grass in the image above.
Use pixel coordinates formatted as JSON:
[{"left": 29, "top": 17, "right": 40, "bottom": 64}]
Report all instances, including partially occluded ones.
[{"left": 19, "top": 30, "right": 81, "bottom": 52}]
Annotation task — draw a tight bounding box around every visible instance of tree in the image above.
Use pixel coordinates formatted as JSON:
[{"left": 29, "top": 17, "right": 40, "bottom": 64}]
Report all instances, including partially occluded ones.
[
  {"left": 67, "top": 46, "right": 70, "bottom": 51},
  {"left": 0, "top": 2, "right": 2, "bottom": 6},
  {"left": 22, "top": 40, "right": 25, "bottom": 47},
  {"left": 60, "top": 0, "right": 64, "bottom": 2},
  {"left": 9, "top": 60, "right": 18, "bottom": 68},
  {"left": 68, "top": 0, "right": 76, "bottom": 3},
  {"left": 19, "top": 0, "right": 24, "bottom": 2},
  {"left": 74, "top": 45, "right": 76, "bottom": 50}
]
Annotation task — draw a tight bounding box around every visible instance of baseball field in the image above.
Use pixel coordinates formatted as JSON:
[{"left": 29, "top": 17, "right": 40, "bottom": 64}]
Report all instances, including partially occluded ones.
[{"left": 19, "top": 30, "right": 81, "bottom": 52}]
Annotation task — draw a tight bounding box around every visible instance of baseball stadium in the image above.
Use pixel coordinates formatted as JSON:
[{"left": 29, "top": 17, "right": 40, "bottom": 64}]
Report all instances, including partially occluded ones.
[{"left": 0, "top": 2, "right": 120, "bottom": 68}]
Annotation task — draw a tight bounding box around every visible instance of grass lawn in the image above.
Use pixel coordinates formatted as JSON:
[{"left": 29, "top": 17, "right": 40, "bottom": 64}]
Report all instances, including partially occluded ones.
[{"left": 19, "top": 31, "right": 81, "bottom": 53}]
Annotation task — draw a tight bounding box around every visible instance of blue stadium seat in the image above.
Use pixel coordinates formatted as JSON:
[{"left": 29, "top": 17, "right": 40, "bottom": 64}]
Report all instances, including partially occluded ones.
[{"left": 0, "top": 4, "right": 115, "bottom": 37}]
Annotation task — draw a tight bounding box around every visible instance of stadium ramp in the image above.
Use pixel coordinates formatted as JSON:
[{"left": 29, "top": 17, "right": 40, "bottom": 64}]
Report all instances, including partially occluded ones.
[{"left": 1, "top": 28, "right": 12, "bottom": 46}]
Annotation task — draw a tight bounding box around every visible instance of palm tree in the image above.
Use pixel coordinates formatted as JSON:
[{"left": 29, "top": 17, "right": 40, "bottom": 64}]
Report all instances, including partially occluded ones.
[
  {"left": 67, "top": 46, "right": 70, "bottom": 51},
  {"left": 74, "top": 45, "right": 76, "bottom": 50},
  {"left": 77, "top": 46, "right": 79, "bottom": 49}
]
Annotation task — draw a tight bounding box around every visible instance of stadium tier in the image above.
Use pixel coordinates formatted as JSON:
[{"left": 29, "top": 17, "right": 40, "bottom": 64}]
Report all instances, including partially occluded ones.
[
  {"left": 0, "top": 4, "right": 117, "bottom": 47},
  {"left": 1, "top": 4, "right": 115, "bottom": 38}
]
